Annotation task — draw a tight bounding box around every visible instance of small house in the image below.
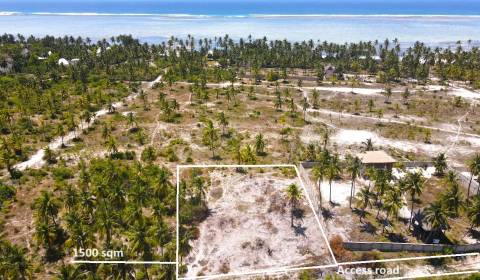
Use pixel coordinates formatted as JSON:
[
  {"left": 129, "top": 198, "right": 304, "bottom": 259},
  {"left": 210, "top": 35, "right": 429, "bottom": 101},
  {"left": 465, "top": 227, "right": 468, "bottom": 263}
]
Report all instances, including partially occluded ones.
[{"left": 357, "top": 150, "right": 397, "bottom": 172}]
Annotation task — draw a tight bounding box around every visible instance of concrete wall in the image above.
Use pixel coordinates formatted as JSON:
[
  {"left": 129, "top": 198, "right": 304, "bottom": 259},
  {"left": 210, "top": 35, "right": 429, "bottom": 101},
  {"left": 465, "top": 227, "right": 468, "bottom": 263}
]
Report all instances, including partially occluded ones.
[{"left": 344, "top": 242, "right": 480, "bottom": 254}]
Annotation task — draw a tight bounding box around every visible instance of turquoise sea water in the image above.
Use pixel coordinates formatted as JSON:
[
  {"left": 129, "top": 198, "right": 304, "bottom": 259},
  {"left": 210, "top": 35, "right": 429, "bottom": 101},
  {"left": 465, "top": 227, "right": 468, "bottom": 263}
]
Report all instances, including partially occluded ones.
[{"left": 1, "top": 1, "right": 480, "bottom": 44}]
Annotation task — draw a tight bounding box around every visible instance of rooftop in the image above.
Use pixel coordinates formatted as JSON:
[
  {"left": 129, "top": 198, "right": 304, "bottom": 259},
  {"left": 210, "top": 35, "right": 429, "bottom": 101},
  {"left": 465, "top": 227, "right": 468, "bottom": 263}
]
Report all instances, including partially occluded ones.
[{"left": 357, "top": 150, "right": 397, "bottom": 164}]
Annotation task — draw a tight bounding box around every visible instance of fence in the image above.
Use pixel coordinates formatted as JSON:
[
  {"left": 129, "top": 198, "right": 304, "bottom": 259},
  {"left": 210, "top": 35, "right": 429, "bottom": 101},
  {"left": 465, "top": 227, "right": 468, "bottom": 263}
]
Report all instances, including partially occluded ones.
[
  {"left": 453, "top": 168, "right": 480, "bottom": 196},
  {"left": 297, "top": 162, "right": 323, "bottom": 224},
  {"left": 344, "top": 242, "right": 480, "bottom": 254}
]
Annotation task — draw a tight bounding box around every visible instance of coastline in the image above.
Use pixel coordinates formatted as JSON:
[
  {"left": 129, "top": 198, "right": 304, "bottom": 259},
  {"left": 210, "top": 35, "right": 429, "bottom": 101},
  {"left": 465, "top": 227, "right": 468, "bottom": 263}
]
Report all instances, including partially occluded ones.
[{"left": 2, "top": 11, "right": 480, "bottom": 18}]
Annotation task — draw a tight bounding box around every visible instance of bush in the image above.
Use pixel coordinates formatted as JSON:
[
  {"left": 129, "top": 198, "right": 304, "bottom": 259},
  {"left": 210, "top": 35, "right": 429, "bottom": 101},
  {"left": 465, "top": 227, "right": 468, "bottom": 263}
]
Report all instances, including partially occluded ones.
[
  {"left": 0, "top": 184, "right": 15, "bottom": 209},
  {"left": 330, "top": 235, "right": 352, "bottom": 261},
  {"left": 52, "top": 167, "right": 73, "bottom": 181}
]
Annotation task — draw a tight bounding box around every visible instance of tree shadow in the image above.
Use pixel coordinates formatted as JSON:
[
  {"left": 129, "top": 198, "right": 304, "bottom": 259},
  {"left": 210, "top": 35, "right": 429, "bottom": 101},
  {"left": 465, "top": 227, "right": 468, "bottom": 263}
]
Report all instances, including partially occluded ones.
[
  {"left": 352, "top": 208, "right": 368, "bottom": 221},
  {"left": 293, "top": 208, "right": 305, "bottom": 220},
  {"left": 360, "top": 222, "right": 377, "bottom": 235},
  {"left": 387, "top": 232, "right": 408, "bottom": 242},
  {"left": 329, "top": 201, "right": 340, "bottom": 208},
  {"left": 293, "top": 224, "right": 307, "bottom": 237},
  {"left": 467, "top": 228, "right": 480, "bottom": 241},
  {"left": 212, "top": 155, "right": 222, "bottom": 161},
  {"left": 321, "top": 207, "right": 334, "bottom": 221}
]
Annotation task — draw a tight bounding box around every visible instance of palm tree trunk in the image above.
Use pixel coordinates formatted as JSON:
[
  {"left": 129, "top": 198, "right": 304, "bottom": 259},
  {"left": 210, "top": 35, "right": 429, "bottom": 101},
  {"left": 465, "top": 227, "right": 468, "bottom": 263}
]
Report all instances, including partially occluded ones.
[
  {"left": 467, "top": 175, "right": 473, "bottom": 202},
  {"left": 349, "top": 179, "right": 354, "bottom": 208},
  {"left": 409, "top": 194, "right": 415, "bottom": 227},
  {"left": 329, "top": 180, "right": 332, "bottom": 203},
  {"left": 318, "top": 179, "right": 322, "bottom": 208}
]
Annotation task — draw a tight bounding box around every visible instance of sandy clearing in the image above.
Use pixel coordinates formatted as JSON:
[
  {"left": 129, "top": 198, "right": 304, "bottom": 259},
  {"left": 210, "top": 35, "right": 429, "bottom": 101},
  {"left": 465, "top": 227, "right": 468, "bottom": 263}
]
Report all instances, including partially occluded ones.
[
  {"left": 332, "top": 129, "right": 444, "bottom": 156},
  {"left": 319, "top": 180, "right": 354, "bottom": 207},
  {"left": 307, "top": 106, "right": 480, "bottom": 140},
  {"left": 185, "top": 170, "right": 331, "bottom": 278},
  {"left": 306, "top": 86, "right": 388, "bottom": 96},
  {"left": 427, "top": 84, "right": 480, "bottom": 100}
]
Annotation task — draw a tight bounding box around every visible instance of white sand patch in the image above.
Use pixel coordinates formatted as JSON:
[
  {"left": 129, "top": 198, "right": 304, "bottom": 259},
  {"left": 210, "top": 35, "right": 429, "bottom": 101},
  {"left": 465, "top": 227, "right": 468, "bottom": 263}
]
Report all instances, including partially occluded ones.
[
  {"left": 319, "top": 180, "right": 353, "bottom": 207},
  {"left": 399, "top": 203, "right": 411, "bottom": 220},
  {"left": 312, "top": 86, "right": 384, "bottom": 96},
  {"left": 428, "top": 85, "right": 480, "bottom": 100},
  {"left": 448, "top": 86, "right": 480, "bottom": 100},
  {"left": 451, "top": 135, "right": 480, "bottom": 147},
  {"left": 207, "top": 82, "right": 241, "bottom": 88},
  {"left": 333, "top": 129, "right": 443, "bottom": 156},
  {"left": 121, "top": 111, "right": 136, "bottom": 116},
  {"left": 299, "top": 126, "right": 321, "bottom": 144},
  {"left": 185, "top": 170, "right": 330, "bottom": 277},
  {"left": 392, "top": 167, "right": 436, "bottom": 180}
]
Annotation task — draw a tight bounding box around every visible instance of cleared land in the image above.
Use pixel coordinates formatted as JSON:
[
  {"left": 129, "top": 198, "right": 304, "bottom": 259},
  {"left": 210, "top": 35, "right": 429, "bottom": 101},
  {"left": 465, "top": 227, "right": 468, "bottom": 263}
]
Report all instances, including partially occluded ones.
[{"left": 181, "top": 168, "right": 333, "bottom": 278}]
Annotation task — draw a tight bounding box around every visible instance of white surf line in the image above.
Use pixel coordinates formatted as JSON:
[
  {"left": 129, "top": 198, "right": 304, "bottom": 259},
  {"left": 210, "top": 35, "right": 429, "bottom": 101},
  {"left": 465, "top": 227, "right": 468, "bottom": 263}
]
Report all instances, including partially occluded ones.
[
  {"left": 293, "top": 165, "right": 338, "bottom": 265},
  {"left": 71, "top": 260, "right": 176, "bottom": 264},
  {"left": 377, "top": 270, "right": 480, "bottom": 280},
  {"left": 14, "top": 74, "right": 163, "bottom": 171}
]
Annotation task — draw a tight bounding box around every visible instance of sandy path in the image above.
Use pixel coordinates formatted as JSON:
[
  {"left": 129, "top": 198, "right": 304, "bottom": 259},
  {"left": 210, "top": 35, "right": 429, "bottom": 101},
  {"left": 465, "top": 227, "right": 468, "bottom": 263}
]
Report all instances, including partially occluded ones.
[{"left": 14, "top": 74, "right": 163, "bottom": 171}]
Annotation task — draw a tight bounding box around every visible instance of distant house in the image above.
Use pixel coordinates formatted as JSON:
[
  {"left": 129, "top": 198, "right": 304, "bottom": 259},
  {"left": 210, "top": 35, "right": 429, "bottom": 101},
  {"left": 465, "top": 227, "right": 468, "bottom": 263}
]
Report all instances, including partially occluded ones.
[
  {"left": 58, "top": 58, "right": 70, "bottom": 66},
  {"left": 324, "top": 64, "right": 336, "bottom": 80},
  {"left": 357, "top": 150, "right": 397, "bottom": 172}
]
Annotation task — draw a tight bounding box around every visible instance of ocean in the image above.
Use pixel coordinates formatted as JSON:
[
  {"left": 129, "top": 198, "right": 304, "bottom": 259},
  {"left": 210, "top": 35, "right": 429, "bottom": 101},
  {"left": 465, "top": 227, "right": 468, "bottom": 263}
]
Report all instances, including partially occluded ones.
[{"left": 1, "top": 0, "right": 480, "bottom": 45}]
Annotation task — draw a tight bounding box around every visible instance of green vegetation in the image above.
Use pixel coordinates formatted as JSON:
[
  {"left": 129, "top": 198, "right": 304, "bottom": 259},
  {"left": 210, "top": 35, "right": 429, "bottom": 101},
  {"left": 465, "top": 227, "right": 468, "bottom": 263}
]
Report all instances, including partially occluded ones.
[{"left": 0, "top": 33, "right": 479, "bottom": 279}]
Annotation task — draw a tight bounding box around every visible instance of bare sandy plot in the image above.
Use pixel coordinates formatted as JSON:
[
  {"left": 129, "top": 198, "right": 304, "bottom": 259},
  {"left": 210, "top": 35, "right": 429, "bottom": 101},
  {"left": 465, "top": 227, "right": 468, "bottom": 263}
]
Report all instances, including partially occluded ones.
[{"left": 184, "top": 169, "right": 332, "bottom": 278}]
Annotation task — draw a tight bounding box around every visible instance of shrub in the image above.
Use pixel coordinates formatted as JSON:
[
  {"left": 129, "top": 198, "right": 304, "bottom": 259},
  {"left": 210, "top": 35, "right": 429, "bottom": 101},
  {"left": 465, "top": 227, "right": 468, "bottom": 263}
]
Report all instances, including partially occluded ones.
[
  {"left": 330, "top": 235, "right": 352, "bottom": 261},
  {"left": 0, "top": 184, "right": 15, "bottom": 209}
]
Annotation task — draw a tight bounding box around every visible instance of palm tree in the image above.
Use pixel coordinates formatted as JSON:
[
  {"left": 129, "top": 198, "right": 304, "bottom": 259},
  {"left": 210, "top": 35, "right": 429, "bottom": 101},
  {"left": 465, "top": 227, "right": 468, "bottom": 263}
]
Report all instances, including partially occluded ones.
[
  {"left": 43, "top": 146, "right": 56, "bottom": 164},
  {"left": 327, "top": 153, "right": 341, "bottom": 204},
  {"left": 34, "top": 191, "right": 61, "bottom": 226},
  {"left": 424, "top": 200, "right": 450, "bottom": 242},
  {"left": 285, "top": 183, "right": 303, "bottom": 227},
  {"left": 240, "top": 145, "right": 257, "bottom": 164},
  {"left": 382, "top": 188, "right": 405, "bottom": 231},
  {"left": 441, "top": 179, "right": 463, "bottom": 218},
  {"left": 467, "top": 154, "right": 480, "bottom": 202},
  {"left": 106, "top": 136, "right": 118, "bottom": 156},
  {"left": 56, "top": 123, "right": 66, "bottom": 147},
  {"left": 126, "top": 112, "right": 137, "bottom": 131},
  {"left": 127, "top": 218, "right": 154, "bottom": 280},
  {"left": 302, "top": 97, "right": 309, "bottom": 121},
  {"left": 312, "top": 163, "right": 326, "bottom": 208},
  {"left": 356, "top": 187, "right": 374, "bottom": 222},
  {"left": 217, "top": 112, "right": 229, "bottom": 136},
  {"left": 56, "top": 264, "right": 82, "bottom": 280},
  {"left": 312, "top": 89, "right": 320, "bottom": 109},
  {"left": 0, "top": 241, "right": 30, "bottom": 280},
  {"left": 346, "top": 155, "right": 362, "bottom": 209},
  {"left": 433, "top": 153, "right": 448, "bottom": 177},
  {"left": 362, "top": 138, "right": 374, "bottom": 151},
  {"left": 254, "top": 133, "right": 266, "bottom": 156},
  {"left": 406, "top": 172, "right": 425, "bottom": 227},
  {"left": 467, "top": 196, "right": 480, "bottom": 230},
  {"left": 202, "top": 119, "right": 219, "bottom": 158}
]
